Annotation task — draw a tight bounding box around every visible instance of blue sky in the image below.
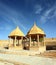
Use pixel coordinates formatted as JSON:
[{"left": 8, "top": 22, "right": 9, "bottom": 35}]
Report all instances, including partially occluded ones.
[{"left": 0, "top": 0, "right": 56, "bottom": 40}]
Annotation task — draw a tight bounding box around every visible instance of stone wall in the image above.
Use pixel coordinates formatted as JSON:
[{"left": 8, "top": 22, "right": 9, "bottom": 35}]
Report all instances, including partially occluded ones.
[
  {"left": 45, "top": 38, "right": 56, "bottom": 46},
  {"left": 0, "top": 40, "right": 9, "bottom": 47}
]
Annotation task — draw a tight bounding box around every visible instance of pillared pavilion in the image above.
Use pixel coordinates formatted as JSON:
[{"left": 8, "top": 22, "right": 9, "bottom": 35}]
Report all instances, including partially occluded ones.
[
  {"left": 27, "top": 22, "right": 46, "bottom": 46},
  {"left": 8, "top": 26, "right": 25, "bottom": 47},
  {"left": 26, "top": 22, "right": 46, "bottom": 51}
]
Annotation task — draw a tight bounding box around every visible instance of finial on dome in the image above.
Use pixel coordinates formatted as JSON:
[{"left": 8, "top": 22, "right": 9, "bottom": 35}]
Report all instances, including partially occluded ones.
[
  {"left": 16, "top": 26, "right": 20, "bottom": 30},
  {"left": 16, "top": 26, "right": 18, "bottom": 29},
  {"left": 34, "top": 21, "right": 36, "bottom": 26}
]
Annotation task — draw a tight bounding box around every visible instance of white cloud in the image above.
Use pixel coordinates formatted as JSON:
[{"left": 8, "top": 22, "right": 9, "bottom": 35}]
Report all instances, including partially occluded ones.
[
  {"left": 35, "top": 8, "right": 42, "bottom": 14},
  {"left": 35, "top": 5, "right": 42, "bottom": 14},
  {"left": 0, "top": 2, "right": 27, "bottom": 31},
  {"left": 0, "top": 26, "right": 11, "bottom": 30},
  {"left": 40, "top": 16, "right": 47, "bottom": 23},
  {"left": 40, "top": 4, "right": 56, "bottom": 23}
]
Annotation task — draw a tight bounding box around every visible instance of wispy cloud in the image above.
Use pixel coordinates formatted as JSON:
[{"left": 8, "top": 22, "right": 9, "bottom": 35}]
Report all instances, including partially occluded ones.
[
  {"left": 34, "top": 3, "right": 56, "bottom": 24},
  {"left": 0, "top": 26, "right": 11, "bottom": 30},
  {"left": 35, "top": 5, "right": 42, "bottom": 14},
  {"left": 39, "top": 4, "right": 56, "bottom": 23},
  {"left": 0, "top": 2, "right": 27, "bottom": 31}
]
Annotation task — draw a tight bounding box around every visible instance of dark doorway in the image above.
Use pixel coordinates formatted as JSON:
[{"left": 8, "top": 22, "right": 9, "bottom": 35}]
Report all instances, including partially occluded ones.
[
  {"left": 23, "top": 46, "right": 29, "bottom": 50},
  {"left": 23, "top": 47, "right": 26, "bottom": 50},
  {"left": 46, "top": 45, "right": 56, "bottom": 50}
]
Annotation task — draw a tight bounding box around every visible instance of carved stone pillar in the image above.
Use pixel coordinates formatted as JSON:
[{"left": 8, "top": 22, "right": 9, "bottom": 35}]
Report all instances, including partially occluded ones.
[
  {"left": 14, "top": 36, "right": 16, "bottom": 47},
  {"left": 37, "top": 35, "right": 39, "bottom": 46},
  {"left": 8, "top": 37, "right": 10, "bottom": 47},
  {"left": 43, "top": 36, "right": 45, "bottom": 46},
  {"left": 13, "top": 39, "right": 14, "bottom": 46},
  {"left": 8, "top": 37, "right": 12, "bottom": 47},
  {"left": 21, "top": 37, "right": 23, "bottom": 48},
  {"left": 29, "top": 35, "right": 31, "bottom": 47},
  {"left": 18, "top": 40, "right": 19, "bottom": 46}
]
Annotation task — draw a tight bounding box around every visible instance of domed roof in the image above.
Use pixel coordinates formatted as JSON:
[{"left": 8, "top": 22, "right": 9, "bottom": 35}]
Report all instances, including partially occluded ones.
[
  {"left": 27, "top": 22, "right": 45, "bottom": 35},
  {"left": 9, "top": 26, "right": 25, "bottom": 37}
]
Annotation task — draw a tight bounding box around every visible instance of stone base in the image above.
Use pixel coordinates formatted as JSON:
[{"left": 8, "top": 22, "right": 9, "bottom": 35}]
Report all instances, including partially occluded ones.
[
  {"left": 9, "top": 45, "right": 23, "bottom": 50},
  {"left": 30, "top": 46, "right": 39, "bottom": 51},
  {"left": 38, "top": 46, "right": 46, "bottom": 53}
]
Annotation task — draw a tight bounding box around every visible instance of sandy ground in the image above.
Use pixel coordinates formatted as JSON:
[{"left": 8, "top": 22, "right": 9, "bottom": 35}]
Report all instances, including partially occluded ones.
[
  {"left": 0, "top": 48, "right": 56, "bottom": 58},
  {"left": 0, "top": 48, "right": 56, "bottom": 65},
  {"left": 0, "top": 53, "right": 56, "bottom": 65},
  {"left": 36, "top": 50, "right": 56, "bottom": 58},
  {"left": 0, "top": 61, "right": 14, "bottom": 65},
  {"left": 0, "top": 59, "right": 28, "bottom": 65}
]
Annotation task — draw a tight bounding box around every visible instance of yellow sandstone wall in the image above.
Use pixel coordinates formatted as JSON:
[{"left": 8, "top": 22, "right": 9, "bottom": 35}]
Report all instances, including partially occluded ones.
[
  {"left": 0, "top": 40, "right": 9, "bottom": 47},
  {"left": 45, "top": 38, "right": 56, "bottom": 46}
]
